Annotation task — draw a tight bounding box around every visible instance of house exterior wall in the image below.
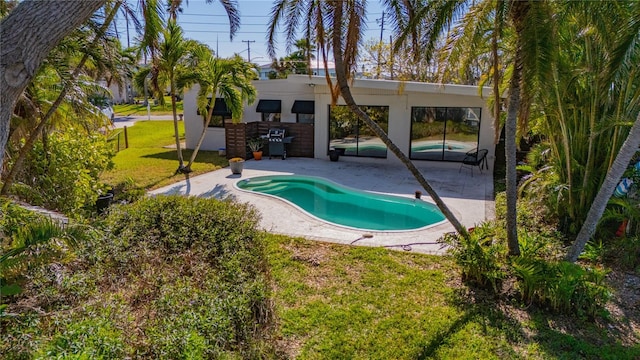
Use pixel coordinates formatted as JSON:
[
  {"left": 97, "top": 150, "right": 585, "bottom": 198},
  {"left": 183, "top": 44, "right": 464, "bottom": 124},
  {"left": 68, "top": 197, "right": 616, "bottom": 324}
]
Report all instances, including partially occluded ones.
[
  {"left": 183, "top": 76, "right": 495, "bottom": 168},
  {"left": 244, "top": 79, "right": 315, "bottom": 123},
  {"left": 311, "top": 82, "right": 495, "bottom": 167},
  {"left": 183, "top": 80, "right": 315, "bottom": 151},
  {"left": 184, "top": 85, "right": 226, "bottom": 151}
]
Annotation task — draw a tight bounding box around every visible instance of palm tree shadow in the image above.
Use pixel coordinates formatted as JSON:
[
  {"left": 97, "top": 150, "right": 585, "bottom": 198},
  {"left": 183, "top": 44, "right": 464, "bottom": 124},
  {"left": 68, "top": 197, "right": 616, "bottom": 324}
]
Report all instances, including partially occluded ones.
[
  {"left": 199, "top": 184, "right": 235, "bottom": 201},
  {"left": 416, "top": 288, "right": 525, "bottom": 359},
  {"left": 416, "top": 309, "right": 478, "bottom": 359}
]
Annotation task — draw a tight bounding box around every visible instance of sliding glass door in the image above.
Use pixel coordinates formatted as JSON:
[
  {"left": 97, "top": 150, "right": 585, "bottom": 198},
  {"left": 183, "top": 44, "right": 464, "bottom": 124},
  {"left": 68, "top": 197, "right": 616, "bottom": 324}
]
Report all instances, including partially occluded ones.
[
  {"left": 329, "top": 105, "right": 389, "bottom": 158},
  {"left": 410, "top": 106, "right": 481, "bottom": 161}
]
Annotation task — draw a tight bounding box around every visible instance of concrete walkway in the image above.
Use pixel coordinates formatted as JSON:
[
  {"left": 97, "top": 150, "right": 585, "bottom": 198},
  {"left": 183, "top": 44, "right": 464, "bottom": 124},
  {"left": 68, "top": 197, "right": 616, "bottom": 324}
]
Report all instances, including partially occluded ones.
[
  {"left": 112, "top": 114, "right": 175, "bottom": 129},
  {"left": 150, "top": 158, "right": 494, "bottom": 254}
]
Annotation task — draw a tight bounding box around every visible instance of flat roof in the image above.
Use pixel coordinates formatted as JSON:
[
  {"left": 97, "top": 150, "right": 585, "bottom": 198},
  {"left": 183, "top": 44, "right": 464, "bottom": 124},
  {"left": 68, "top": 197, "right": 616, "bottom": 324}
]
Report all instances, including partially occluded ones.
[{"left": 287, "top": 75, "right": 493, "bottom": 97}]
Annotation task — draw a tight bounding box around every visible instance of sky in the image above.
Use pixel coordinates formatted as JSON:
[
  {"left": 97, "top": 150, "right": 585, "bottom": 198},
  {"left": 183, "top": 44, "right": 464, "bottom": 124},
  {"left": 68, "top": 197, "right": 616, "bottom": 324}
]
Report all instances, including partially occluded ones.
[{"left": 114, "top": 0, "right": 387, "bottom": 65}]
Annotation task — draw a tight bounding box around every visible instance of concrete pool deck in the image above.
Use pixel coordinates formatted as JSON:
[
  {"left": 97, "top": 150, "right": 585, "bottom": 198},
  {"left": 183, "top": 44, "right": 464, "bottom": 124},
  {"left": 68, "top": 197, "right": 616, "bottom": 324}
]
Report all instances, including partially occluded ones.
[{"left": 150, "top": 158, "right": 494, "bottom": 254}]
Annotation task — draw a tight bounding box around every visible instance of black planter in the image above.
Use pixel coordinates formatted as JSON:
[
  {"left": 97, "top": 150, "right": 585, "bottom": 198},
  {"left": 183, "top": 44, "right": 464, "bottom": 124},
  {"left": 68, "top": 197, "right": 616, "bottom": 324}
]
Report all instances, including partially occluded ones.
[
  {"left": 96, "top": 193, "right": 114, "bottom": 213},
  {"left": 329, "top": 150, "right": 340, "bottom": 162}
]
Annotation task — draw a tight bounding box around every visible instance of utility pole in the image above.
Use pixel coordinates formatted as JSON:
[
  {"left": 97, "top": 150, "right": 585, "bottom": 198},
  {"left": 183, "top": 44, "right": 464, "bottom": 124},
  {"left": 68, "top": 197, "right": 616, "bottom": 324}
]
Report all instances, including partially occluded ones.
[
  {"left": 125, "top": 11, "right": 130, "bottom": 48},
  {"left": 389, "top": 35, "right": 393, "bottom": 80},
  {"left": 242, "top": 40, "right": 255, "bottom": 62},
  {"left": 376, "top": 11, "right": 385, "bottom": 79}
]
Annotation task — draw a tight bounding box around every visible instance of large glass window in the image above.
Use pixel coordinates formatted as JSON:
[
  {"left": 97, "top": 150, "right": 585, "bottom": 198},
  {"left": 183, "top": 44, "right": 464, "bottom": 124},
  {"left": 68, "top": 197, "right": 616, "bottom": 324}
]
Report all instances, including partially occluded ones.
[
  {"left": 410, "top": 106, "right": 480, "bottom": 161},
  {"left": 329, "top": 105, "right": 389, "bottom": 158}
]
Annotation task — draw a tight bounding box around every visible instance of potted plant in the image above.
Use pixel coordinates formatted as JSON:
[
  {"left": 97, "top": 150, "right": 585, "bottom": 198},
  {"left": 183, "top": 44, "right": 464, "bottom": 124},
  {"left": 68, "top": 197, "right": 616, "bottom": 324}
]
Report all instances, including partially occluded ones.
[
  {"left": 229, "top": 157, "right": 244, "bottom": 175},
  {"left": 247, "top": 137, "right": 264, "bottom": 160}
]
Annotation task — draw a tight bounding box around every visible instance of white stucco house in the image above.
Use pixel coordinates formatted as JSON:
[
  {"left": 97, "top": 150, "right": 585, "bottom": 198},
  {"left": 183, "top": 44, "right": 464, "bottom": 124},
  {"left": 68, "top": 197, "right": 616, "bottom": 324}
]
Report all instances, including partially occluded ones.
[{"left": 183, "top": 75, "right": 496, "bottom": 168}]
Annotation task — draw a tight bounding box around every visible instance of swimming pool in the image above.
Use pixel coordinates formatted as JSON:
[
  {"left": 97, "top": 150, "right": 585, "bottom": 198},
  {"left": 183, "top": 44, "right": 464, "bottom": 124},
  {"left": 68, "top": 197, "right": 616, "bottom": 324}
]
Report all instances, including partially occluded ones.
[{"left": 236, "top": 175, "right": 446, "bottom": 231}]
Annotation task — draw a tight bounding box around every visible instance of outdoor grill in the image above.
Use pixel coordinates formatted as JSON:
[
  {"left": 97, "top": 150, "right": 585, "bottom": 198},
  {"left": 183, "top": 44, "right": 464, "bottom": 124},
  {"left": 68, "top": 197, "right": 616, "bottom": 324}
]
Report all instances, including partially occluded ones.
[{"left": 267, "top": 128, "right": 294, "bottom": 159}]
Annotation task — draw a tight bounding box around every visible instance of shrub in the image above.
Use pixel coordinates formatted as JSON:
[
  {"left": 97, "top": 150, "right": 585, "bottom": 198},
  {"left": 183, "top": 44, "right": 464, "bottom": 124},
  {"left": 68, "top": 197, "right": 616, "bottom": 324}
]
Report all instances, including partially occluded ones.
[
  {"left": 35, "top": 313, "right": 127, "bottom": 359},
  {"left": 0, "top": 201, "right": 89, "bottom": 299},
  {"left": 12, "top": 129, "right": 114, "bottom": 215},
  {"left": 90, "top": 195, "right": 274, "bottom": 358},
  {"left": 611, "top": 235, "right": 640, "bottom": 271},
  {"left": 440, "top": 222, "right": 507, "bottom": 293},
  {"left": 110, "top": 177, "right": 146, "bottom": 204},
  {"left": 512, "top": 255, "right": 610, "bottom": 318}
]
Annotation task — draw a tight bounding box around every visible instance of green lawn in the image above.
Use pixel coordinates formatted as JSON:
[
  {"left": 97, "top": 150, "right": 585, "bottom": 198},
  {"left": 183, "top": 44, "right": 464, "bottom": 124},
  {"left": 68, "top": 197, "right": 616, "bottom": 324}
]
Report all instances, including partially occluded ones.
[
  {"left": 100, "top": 121, "right": 228, "bottom": 190},
  {"left": 267, "top": 236, "right": 639, "bottom": 359},
  {"left": 113, "top": 97, "right": 184, "bottom": 116}
]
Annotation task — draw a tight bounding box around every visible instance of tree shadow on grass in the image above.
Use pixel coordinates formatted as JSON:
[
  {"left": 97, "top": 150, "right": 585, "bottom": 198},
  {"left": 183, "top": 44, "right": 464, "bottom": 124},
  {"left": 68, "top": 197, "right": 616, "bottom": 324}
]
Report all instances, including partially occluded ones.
[
  {"left": 526, "top": 312, "right": 640, "bottom": 359},
  {"left": 419, "top": 286, "right": 640, "bottom": 359},
  {"left": 416, "top": 288, "right": 526, "bottom": 359},
  {"left": 141, "top": 149, "right": 219, "bottom": 161}
]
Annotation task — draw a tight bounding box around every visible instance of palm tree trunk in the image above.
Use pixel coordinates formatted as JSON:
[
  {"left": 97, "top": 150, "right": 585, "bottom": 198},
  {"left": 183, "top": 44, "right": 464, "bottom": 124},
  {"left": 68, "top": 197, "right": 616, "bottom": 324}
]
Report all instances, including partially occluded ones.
[
  {"left": 504, "top": 55, "right": 521, "bottom": 257},
  {"left": 566, "top": 112, "right": 640, "bottom": 262},
  {"left": 331, "top": 2, "right": 468, "bottom": 238},
  {"left": 184, "top": 98, "right": 215, "bottom": 171},
  {"left": 492, "top": 0, "right": 503, "bottom": 144},
  {"left": 170, "top": 79, "right": 185, "bottom": 172},
  {"left": 1, "top": 3, "right": 120, "bottom": 195},
  {"left": 504, "top": 0, "right": 530, "bottom": 257}
]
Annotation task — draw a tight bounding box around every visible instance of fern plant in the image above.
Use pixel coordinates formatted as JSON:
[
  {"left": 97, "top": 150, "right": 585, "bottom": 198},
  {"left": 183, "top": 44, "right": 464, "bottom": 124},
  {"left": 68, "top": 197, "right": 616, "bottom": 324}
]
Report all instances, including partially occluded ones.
[
  {"left": 1, "top": 216, "right": 87, "bottom": 297},
  {"left": 439, "top": 222, "right": 507, "bottom": 293}
]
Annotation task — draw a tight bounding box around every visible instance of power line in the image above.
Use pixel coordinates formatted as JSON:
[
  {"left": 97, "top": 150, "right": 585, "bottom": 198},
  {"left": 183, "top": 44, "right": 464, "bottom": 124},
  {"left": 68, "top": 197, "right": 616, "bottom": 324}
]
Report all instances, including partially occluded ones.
[
  {"left": 180, "top": 13, "right": 270, "bottom": 17},
  {"left": 181, "top": 30, "right": 268, "bottom": 34},
  {"left": 178, "top": 12, "right": 384, "bottom": 17},
  {"left": 177, "top": 21, "right": 268, "bottom": 25}
]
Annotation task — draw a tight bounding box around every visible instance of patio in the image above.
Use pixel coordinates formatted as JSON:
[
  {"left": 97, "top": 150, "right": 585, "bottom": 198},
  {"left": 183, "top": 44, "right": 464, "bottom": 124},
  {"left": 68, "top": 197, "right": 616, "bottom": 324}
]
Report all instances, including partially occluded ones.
[{"left": 150, "top": 158, "right": 494, "bottom": 254}]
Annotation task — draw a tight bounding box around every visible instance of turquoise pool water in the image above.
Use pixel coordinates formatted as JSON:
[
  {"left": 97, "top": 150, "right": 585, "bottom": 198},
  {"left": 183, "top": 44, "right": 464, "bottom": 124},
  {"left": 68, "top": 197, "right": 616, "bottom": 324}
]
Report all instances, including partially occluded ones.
[{"left": 236, "top": 175, "right": 446, "bottom": 231}]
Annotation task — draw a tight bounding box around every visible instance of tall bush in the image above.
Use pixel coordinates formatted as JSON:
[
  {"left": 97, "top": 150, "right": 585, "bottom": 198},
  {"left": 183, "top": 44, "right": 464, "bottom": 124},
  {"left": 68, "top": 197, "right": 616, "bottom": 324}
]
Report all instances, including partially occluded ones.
[{"left": 10, "top": 129, "right": 113, "bottom": 215}]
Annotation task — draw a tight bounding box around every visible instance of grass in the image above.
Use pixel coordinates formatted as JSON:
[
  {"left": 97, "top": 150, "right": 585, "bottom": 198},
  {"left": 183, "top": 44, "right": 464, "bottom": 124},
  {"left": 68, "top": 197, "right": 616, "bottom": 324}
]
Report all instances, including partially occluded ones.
[
  {"left": 100, "top": 121, "right": 229, "bottom": 190},
  {"left": 113, "top": 97, "right": 184, "bottom": 116},
  {"left": 266, "top": 235, "right": 640, "bottom": 359}
]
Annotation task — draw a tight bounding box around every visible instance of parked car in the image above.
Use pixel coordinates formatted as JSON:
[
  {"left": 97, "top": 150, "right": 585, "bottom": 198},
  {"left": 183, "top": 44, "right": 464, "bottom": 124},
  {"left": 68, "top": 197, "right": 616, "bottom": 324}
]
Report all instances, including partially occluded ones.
[
  {"left": 100, "top": 103, "right": 115, "bottom": 122},
  {"left": 89, "top": 95, "right": 115, "bottom": 123}
]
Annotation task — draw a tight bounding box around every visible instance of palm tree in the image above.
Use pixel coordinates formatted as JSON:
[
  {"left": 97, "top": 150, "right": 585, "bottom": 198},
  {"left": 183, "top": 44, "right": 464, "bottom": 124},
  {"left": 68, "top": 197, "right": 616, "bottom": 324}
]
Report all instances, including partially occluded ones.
[
  {"left": 402, "top": 0, "right": 555, "bottom": 256},
  {"left": 268, "top": 0, "right": 469, "bottom": 237},
  {"left": 561, "top": 1, "right": 640, "bottom": 261},
  {"left": 567, "top": 114, "right": 640, "bottom": 262},
  {"left": 166, "top": 0, "right": 240, "bottom": 33},
  {"left": 154, "top": 20, "right": 199, "bottom": 172},
  {"left": 178, "top": 52, "right": 257, "bottom": 172}
]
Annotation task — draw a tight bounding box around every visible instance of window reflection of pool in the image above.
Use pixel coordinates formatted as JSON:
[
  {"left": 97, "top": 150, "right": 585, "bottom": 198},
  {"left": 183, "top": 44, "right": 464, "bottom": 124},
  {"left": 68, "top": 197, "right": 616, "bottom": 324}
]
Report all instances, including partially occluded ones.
[
  {"left": 236, "top": 175, "right": 446, "bottom": 231},
  {"left": 411, "top": 143, "right": 467, "bottom": 152}
]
